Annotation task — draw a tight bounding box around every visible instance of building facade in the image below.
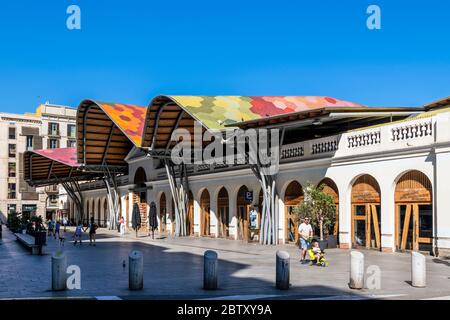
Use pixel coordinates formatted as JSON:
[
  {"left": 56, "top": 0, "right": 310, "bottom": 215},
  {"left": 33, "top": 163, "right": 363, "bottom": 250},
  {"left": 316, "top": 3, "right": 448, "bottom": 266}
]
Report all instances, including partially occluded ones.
[
  {"left": 54, "top": 96, "right": 450, "bottom": 257},
  {"left": 0, "top": 103, "right": 76, "bottom": 222}
]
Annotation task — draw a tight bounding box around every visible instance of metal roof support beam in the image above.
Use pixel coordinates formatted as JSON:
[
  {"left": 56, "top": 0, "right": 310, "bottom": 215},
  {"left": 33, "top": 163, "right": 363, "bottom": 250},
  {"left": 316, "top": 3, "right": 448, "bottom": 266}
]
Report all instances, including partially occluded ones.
[
  {"left": 150, "top": 102, "right": 171, "bottom": 150},
  {"left": 164, "top": 160, "right": 190, "bottom": 237},
  {"left": 164, "top": 110, "right": 185, "bottom": 153},
  {"left": 101, "top": 123, "right": 116, "bottom": 166},
  {"left": 47, "top": 160, "right": 55, "bottom": 180},
  {"left": 103, "top": 166, "right": 121, "bottom": 231}
]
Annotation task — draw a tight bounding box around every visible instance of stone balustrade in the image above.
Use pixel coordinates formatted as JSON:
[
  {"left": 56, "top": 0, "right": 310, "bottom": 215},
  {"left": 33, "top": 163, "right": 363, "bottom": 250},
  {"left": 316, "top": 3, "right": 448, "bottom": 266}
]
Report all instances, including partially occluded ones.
[{"left": 391, "top": 120, "right": 433, "bottom": 142}]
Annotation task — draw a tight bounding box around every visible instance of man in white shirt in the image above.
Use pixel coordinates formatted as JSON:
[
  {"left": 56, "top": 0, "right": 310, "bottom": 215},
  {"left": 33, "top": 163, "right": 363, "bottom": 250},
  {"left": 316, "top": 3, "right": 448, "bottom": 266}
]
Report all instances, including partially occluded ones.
[{"left": 298, "top": 217, "right": 313, "bottom": 263}]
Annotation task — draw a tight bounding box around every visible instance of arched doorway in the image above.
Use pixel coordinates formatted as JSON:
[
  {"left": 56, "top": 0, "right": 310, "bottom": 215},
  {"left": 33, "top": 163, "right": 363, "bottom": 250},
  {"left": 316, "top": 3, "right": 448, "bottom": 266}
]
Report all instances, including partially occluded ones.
[
  {"left": 217, "top": 187, "right": 229, "bottom": 238},
  {"left": 319, "top": 178, "right": 339, "bottom": 239},
  {"left": 284, "top": 181, "right": 303, "bottom": 243},
  {"left": 237, "top": 185, "right": 251, "bottom": 241},
  {"left": 187, "top": 191, "right": 194, "bottom": 236},
  {"left": 160, "top": 193, "right": 167, "bottom": 232},
  {"left": 395, "top": 170, "right": 433, "bottom": 253},
  {"left": 133, "top": 167, "right": 148, "bottom": 230},
  {"left": 351, "top": 175, "right": 381, "bottom": 250},
  {"left": 200, "top": 189, "right": 211, "bottom": 236}
]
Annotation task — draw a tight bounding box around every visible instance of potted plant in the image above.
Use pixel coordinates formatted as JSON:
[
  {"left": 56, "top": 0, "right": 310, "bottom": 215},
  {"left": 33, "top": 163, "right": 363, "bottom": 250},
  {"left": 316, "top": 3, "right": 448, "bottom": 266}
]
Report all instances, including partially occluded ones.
[{"left": 294, "top": 182, "right": 337, "bottom": 249}]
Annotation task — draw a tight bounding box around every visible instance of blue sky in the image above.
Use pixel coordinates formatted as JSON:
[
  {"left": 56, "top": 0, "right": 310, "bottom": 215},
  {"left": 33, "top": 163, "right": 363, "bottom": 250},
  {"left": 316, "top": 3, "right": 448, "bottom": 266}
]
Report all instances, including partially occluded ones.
[{"left": 0, "top": 0, "right": 449, "bottom": 113}]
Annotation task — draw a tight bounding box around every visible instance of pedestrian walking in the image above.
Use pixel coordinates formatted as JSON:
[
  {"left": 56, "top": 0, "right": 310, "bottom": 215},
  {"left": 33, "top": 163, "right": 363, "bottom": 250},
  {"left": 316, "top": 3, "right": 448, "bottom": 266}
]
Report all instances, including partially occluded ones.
[
  {"left": 47, "top": 219, "right": 54, "bottom": 237},
  {"left": 62, "top": 216, "right": 68, "bottom": 232},
  {"left": 299, "top": 217, "right": 313, "bottom": 264},
  {"left": 88, "top": 217, "right": 98, "bottom": 246},
  {"left": 55, "top": 220, "right": 61, "bottom": 240},
  {"left": 119, "top": 216, "right": 125, "bottom": 236},
  {"left": 59, "top": 229, "right": 66, "bottom": 247},
  {"left": 73, "top": 221, "right": 84, "bottom": 246}
]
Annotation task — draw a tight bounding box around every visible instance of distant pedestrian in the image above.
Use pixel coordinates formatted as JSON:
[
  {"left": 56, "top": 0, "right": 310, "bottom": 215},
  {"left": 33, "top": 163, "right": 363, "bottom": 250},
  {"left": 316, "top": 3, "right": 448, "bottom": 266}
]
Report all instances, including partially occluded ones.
[
  {"left": 47, "top": 219, "right": 54, "bottom": 237},
  {"left": 119, "top": 216, "right": 125, "bottom": 237},
  {"left": 62, "top": 216, "right": 68, "bottom": 232},
  {"left": 59, "top": 229, "right": 66, "bottom": 247},
  {"left": 55, "top": 221, "right": 61, "bottom": 240},
  {"left": 88, "top": 217, "right": 98, "bottom": 246},
  {"left": 73, "top": 221, "right": 84, "bottom": 246}
]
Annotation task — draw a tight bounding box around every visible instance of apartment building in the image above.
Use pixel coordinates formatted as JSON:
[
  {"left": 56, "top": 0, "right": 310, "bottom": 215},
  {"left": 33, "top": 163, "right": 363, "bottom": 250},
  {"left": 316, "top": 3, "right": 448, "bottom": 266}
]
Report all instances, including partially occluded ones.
[{"left": 0, "top": 103, "right": 76, "bottom": 222}]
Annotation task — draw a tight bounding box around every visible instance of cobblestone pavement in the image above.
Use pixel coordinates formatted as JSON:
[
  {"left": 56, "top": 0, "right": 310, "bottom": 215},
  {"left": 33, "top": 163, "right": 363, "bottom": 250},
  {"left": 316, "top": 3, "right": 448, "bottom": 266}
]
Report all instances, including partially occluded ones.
[{"left": 1, "top": 227, "right": 450, "bottom": 300}]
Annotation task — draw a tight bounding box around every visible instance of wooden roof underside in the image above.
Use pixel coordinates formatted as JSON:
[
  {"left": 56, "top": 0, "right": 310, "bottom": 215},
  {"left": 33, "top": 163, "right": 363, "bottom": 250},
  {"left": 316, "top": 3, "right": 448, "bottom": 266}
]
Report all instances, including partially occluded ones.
[
  {"left": 77, "top": 101, "right": 135, "bottom": 169},
  {"left": 24, "top": 153, "right": 98, "bottom": 187}
]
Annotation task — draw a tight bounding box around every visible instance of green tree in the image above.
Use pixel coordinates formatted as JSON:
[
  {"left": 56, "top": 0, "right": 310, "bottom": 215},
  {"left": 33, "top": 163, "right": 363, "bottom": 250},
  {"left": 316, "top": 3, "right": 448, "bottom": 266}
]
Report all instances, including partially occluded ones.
[{"left": 293, "top": 182, "right": 336, "bottom": 240}]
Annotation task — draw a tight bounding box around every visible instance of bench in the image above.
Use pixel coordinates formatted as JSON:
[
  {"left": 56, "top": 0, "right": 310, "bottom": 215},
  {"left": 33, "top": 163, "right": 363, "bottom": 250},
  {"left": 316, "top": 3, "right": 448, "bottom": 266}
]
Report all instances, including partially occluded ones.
[{"left": 14, "top": 233, "right": 43, "bottom": 255}]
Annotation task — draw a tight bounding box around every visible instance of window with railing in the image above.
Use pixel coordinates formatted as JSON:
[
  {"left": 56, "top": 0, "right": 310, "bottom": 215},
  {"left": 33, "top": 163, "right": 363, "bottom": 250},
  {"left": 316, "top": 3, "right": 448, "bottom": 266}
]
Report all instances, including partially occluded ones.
[
  {"left": 67, "top": 139, "right": 76, "bottom": 148},
  {"left": 48, "top": 139, "right": 58, "bottom": 149},
  {"left": 8, "top": 162, "right": 16, "bottom": 177},
  {"left": 8, "top": 183, "right": 16, "bottom": 199},
  {"left": 67, "top": 124, "right": 76, "bottom": 138},
  {"left": 48, "top": 123, "right": 59, "bottom": 136},
  {"left": 8, "top": 144, "right": 16, "bottom": 158},
  {"left": 8, "top": 127, "right": 16, "bottom": 139}
]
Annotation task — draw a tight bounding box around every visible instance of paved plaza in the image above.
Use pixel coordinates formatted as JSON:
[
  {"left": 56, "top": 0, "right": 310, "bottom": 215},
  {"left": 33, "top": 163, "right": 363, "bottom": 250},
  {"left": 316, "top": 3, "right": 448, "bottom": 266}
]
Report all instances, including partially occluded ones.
[{"left": 1, "top": 227, "right": 450, "bottom": 300}]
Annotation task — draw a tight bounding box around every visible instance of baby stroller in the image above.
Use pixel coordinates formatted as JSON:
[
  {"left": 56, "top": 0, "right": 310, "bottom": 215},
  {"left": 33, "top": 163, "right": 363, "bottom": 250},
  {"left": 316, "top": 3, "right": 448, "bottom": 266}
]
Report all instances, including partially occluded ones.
[{"left": 308, "top": 248, "right": 328, "bottom": 267}]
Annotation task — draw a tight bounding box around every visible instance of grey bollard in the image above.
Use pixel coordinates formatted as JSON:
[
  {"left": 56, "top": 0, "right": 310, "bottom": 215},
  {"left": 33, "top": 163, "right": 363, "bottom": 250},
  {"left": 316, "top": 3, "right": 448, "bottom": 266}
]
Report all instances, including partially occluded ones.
[
  {"left": 52, "top": 251, "right": 67, "bottom": 291},
  {"left": 276, "top": 250, "right": 290, "bottom": 290},
  {"left": 203, "top": 250, "right": 218, "bottom": 290},
  {"left": 411, "top": 251, "right": 426, "bottom": 288},
  {"left": 349, "top": 251, "right": 364, "bottom": 289},
  {"left": 129, "top": 250, "right": 144, "bottom": 290}
]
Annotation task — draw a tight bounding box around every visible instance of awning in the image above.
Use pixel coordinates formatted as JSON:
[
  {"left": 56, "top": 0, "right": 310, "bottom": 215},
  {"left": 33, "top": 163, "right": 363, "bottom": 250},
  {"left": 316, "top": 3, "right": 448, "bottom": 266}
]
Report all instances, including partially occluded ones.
[
  {"left": 76, "top": 100, "right": 147, "bottom": 169},
  {"left": 24, "top": 148, "right": 100, "bottom": 186},
  {"left": 142, "top": 95, "right": 363, "bottom": 149}
]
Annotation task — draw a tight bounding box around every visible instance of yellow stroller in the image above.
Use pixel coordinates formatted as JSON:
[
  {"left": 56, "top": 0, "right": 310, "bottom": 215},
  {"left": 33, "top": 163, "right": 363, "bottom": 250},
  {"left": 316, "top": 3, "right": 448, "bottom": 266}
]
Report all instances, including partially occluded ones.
[{"left": 308, "top": 244, "right": 328, "bottom": 267}]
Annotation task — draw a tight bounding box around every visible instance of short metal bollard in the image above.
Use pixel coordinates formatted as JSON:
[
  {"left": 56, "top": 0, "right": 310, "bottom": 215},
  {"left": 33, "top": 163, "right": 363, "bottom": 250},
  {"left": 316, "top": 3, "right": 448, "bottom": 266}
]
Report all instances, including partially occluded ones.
[
  {"left": 349, "top": 251, "right": 364, "bottom": 289},
  {"left": 129, "top": 250, "right": 144, "bottom": 290},
  {"left": 203, "top": 250, "right": 218, "bottom": 290},
  {"left": 276, "top": 250, "right": 290, "bottom": 290},
  {"left": 52, "top": 251, "right": 67, "bottom": 291},
  {"left": 411, "top": 251, "right": 426, "bottom": 288}
]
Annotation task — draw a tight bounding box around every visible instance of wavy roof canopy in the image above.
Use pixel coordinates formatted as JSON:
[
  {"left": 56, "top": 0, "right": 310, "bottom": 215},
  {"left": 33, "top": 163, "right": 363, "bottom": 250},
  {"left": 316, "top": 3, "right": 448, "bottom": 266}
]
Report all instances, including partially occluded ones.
[
  {"left": 169, "top": 95, "right": 362, "bottom": 129},
  {"left": 24, "top": 148, "right": 100, "bottom": 186},
  {"left": 143, "top": 95, "right": 362, "bottom": 149},
  {"left": 424, "top": 96, "right": 450, "bottom": 110},
  {"left": 77, "top": 100, "right": 146, "bottom": 168}
]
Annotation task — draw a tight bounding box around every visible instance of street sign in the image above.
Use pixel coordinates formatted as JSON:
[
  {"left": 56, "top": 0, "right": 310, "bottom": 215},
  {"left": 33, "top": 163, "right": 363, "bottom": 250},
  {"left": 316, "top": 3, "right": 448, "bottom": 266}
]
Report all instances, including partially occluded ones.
[{"left": 245, "top": 191, "right": 253, "bottom": 202}]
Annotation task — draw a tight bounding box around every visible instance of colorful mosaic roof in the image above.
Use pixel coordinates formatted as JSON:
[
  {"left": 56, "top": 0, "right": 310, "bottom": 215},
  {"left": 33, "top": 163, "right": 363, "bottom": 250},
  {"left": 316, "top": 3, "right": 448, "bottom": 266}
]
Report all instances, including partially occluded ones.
[
  {"left": 95, "top": 101, "right": 147, "bottom": 146},
  {"left": 33, "top": 148, "right": 79, "bottom": 167},
  {"left": 166, "top": 96, "right": 363, "bottom": 130}
]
